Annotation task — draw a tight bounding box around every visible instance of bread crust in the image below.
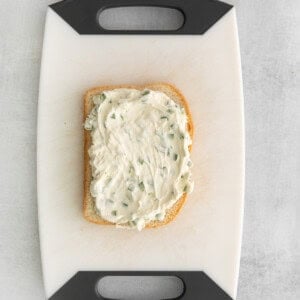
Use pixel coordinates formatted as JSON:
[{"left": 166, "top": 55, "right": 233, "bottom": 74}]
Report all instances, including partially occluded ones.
[{"left": 83, "top": 83, "right": 194, "bottom": 228}]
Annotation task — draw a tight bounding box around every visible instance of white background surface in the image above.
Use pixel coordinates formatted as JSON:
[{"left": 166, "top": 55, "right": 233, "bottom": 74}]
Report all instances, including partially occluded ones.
[{"left": 0, "top": 0, "right": 299, "bottom": 299}]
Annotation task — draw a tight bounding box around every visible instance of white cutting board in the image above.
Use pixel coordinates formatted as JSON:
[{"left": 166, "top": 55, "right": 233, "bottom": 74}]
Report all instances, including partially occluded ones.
[{"left": 37, "top": 7, "right": 244, "bottom": 299}]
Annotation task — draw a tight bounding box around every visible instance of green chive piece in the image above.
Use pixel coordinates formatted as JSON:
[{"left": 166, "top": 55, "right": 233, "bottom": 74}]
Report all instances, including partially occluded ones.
[
  {"left": 183, "top": 185, "right": 188, "bottom": 192},
  {"left": 167, "top": 148, "right": 170, "bottom": 157},
  {"left": 170, "top": 124, "right": 174, "bottom": 129},
  {"left": 111, "top": 113, "right": 116, "bottom": 119},
  {"left": 111, "top": 210, "right": 117, "bottom": 216},
  {"left": 168, "top": 133, "right": 174, "bottom": 139},
  {"left": 138, "top": 182, "right": 145, "bottom": 191},
  {"left": 180, "top": 134, "right": 184, "bottom": 139},
  {"left": 107, "top": 199, "right": 114, "bottom": 204},
  {"left": 160, "top": 116, "right": 168, "bottom": 120},
  {"left": 167, "top": 109, "right": 174, "bottom": 114},
  {"left": 131, "top": 220, "right": 137, "bottom": 226},
  {"left": 122, "top": 202, "right": 129, "bottom": 207},
  {"left": 155, "top": 213, "right": 162, "bottom": 220},
  {"left": 128, "top": 184, "right": 135, "bottom": 192},
  {"left": 120, "top": 114, "right": 124, "bottom": 120},
  {"left": 141, "top": 90, "right": 150, "bottom": 96},
  {"left": 173, "top": 153, "right": 178, "bottom": 161},
  {"left": 109, "top": 100, "right": 112, "bottom": 104},
  {"left": 100, "top": 93, "right": 106, "bottom": 100},
  {"left": 138, "top": 158, "right": 144, "bottom": 165},
  {"left": 106, "top": 177, "right": 112, "bottom": 185}
]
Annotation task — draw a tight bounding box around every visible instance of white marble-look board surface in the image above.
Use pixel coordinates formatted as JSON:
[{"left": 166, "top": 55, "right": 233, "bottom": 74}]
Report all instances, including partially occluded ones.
[{"left": 0, "top": 1, "right": 299, "bottom": 300}]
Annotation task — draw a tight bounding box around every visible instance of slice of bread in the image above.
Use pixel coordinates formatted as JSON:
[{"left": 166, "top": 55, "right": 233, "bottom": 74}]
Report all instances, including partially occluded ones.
[{"left": 84, "top": 83, "right": 194, "bottom": 228}]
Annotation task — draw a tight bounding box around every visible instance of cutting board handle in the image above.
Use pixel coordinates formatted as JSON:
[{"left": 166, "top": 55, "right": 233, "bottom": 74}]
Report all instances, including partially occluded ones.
[
  {"left": 49, "top": 271, "right": 233, "bottom": 299},
  {"left": 50, "top": 0, "right": 232, "bottom": 34}
]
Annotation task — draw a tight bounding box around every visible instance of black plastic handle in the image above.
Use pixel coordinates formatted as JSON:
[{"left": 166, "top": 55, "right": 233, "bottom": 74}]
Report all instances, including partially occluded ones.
[
  {"left": 50, "top": 0, "right": 233, "bottom": 34},
  {"left": 49, "top": 271, "right": 233, "bottom": 300}
]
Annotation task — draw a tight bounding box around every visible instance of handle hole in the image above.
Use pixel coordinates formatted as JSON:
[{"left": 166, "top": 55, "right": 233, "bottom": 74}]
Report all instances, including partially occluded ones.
[
  {"left": 98, "top": 7, "right": 184, "bottom": 31},
  {"left": 96, "top": 276, "right": 184, "bottom": 300}
]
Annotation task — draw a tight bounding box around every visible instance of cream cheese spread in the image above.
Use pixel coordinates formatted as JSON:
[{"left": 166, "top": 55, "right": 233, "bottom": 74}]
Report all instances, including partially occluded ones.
[{"left": 84, "top": 88, "right": 193, "bottom": 230}]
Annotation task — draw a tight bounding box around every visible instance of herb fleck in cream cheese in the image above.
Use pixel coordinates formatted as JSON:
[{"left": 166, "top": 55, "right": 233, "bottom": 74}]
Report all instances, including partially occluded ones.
[{"left": 84, "top": 88, "right": 193, "bottom": 230}]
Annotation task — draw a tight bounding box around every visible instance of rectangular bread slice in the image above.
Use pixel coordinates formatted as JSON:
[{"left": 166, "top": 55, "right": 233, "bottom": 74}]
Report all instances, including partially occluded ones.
[{"left": 83, "top": 83, "right": 194, "bottom": 228}]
